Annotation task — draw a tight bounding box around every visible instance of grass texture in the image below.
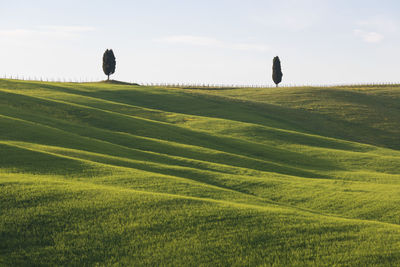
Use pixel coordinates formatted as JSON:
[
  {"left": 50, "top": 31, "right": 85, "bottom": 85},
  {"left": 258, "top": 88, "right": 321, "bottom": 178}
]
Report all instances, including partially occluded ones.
[{"left": 1, "top": 79, "right": 400, "bottom": 266}]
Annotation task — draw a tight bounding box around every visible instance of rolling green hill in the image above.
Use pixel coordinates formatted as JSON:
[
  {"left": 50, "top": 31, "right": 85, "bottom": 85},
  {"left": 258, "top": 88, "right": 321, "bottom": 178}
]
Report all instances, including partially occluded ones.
[{"left": 1, "top": 79, "right": 400, "bottom": 266}]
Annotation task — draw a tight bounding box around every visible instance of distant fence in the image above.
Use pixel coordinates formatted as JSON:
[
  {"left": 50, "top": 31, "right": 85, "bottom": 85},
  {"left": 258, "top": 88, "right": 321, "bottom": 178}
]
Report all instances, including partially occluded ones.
[
  {"left": 139, "top": 82, "right": 400, "bottom": 89},
  {"left": 1, "top": 74, "right": 399, "bottom": 88},
  {"left": 0, "top": 74, "right": 101, "bottom": 83}
]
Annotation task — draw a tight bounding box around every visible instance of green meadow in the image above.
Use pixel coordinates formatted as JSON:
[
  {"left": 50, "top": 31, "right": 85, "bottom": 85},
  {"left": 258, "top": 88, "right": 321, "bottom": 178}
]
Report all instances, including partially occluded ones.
[{"left": 1, "top": 79, "right": 400, "bottom": 266}]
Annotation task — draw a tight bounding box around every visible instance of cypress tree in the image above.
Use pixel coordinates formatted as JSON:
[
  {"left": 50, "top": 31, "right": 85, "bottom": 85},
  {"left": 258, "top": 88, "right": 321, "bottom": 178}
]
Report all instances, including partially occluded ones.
[
  {"left": 102, "top": 49, "right": 116, "bottom": 81},
  {"left": 272, "top": 56, "right": 283, "bottom": 87}
]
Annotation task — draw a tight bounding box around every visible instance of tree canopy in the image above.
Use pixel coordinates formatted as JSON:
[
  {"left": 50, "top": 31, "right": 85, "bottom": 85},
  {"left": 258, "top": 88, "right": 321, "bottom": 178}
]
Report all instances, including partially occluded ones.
[
  {"left": 103, "top": 49, "right": 116, "bottom": 80},
  {"left": 272, "top": 56, "right": 283, "bottom": 87}
]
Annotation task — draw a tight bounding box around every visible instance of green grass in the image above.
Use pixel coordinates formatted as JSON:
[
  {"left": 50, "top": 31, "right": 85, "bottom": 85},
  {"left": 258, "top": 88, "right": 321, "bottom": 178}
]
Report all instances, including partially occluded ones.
[{"left": 1, "top": 79, "right": 400, "bottom": 266}]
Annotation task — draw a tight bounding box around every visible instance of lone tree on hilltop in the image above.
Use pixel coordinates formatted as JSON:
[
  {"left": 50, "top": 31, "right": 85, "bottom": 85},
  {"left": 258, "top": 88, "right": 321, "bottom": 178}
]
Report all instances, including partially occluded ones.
[
  {"left": 103, "top": 49, "right": 116, "bottom": 81},
  {"left": 272, "top": 56, "right": 283, "bottom": 87}
]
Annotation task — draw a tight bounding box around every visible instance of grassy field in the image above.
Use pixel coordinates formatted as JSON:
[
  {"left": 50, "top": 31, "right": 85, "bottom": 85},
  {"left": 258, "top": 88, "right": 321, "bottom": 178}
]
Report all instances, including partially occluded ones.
[{"left": 1, "top": 79, "right": 400, "bottom": 266}]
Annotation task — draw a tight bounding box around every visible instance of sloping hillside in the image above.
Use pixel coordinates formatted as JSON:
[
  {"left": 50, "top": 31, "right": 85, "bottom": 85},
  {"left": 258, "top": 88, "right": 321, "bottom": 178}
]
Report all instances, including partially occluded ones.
[{"left": 1, "top": 79, "right": 400, "bottom": 266}]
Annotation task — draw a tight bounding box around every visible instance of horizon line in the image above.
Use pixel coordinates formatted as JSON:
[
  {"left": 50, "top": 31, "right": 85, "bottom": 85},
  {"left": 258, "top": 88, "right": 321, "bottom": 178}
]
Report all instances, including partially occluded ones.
[{"left": 1, "top": 77, "right": 400, "bottom": 89}]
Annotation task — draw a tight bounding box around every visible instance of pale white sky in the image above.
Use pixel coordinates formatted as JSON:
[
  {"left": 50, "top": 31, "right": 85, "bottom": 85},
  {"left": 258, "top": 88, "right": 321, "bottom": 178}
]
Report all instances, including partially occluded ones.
[{"left": 1, "top": 0, "right": 400, "bottom": 85}]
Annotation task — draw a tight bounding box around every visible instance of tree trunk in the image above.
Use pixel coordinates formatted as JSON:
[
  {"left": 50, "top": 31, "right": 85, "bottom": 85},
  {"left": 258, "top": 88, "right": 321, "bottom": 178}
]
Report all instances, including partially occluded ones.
[{"left": 107, "top": 75, "right": 110, "bottom": 81}]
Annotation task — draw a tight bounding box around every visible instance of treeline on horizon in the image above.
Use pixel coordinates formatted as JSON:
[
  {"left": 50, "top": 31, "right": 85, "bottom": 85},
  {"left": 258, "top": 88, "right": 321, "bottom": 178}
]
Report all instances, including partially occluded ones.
[{"left": 102, "top": 49, "right": 284, "bottom": 87}]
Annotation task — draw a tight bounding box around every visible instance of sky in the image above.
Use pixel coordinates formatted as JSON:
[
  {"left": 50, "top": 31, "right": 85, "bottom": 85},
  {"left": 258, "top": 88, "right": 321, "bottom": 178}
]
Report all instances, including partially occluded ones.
[{"left": 1, "top": 0, "right": 400, "bottom": 86}]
